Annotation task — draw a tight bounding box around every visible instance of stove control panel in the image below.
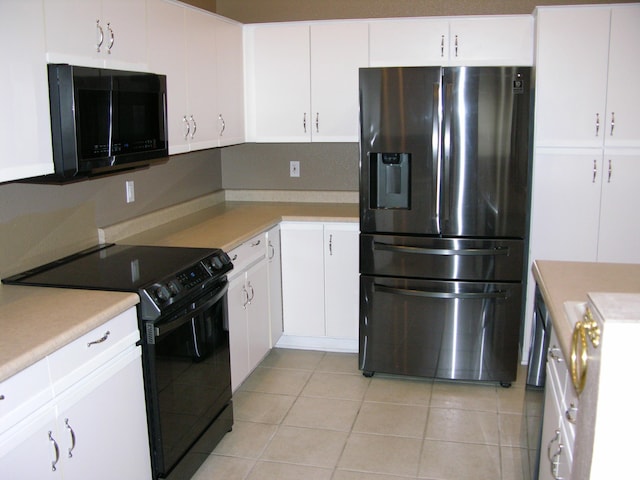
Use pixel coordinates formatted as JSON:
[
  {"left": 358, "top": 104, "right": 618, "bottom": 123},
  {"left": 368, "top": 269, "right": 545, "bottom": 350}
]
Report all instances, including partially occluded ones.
[{"left": 140, "top": 250, "right": 234, "bottom": 319}]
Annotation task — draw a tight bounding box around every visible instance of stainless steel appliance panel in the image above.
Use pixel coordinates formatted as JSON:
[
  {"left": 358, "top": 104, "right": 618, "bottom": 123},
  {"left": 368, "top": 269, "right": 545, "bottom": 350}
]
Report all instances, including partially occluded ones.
[
  {"left": 359, "top": 67, "right": 441, "bottom": 235},
  {"left": 440, "top": 67, "right": 531, "bottom": 238},
  {"left": 360, "top": 275, "right": 522, "bottom": 382},
  {"left": 360, "top": 234, "right": 524, "bottom": 282}
]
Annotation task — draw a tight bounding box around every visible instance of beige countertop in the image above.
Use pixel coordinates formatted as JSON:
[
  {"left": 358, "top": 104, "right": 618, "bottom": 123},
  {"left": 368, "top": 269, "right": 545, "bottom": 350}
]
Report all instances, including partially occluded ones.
[
  {"left": 115, "top": 201, "right": 358, "bottom": 249},
  {"left": 533, "top": 260, "right": 640, "bottom": 361},
  {"left": 0, "top": 200, "right": 357, "bottom": 383},
  {"left": 0, "top": 284, "right": 138, "bottom": 382}
]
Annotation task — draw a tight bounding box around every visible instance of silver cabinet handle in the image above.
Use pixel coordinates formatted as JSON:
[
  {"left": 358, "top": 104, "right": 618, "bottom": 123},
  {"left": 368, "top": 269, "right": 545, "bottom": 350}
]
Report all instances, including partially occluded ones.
[
  {"left": 106, "top": 22, "right": 114, "bottom": 54},
  {"left": 96, "top": 19, "right": 104, "bottom": 52},
  {"left": 190, "top": 115, "right": 197, "bottom": 139},
  {"left": 87, "top": 330, "right": 110, "bottom": 348},
  {"left": 592, "top": 159, "right": 598, "bottom": 183},
  {"left": 65, "top": 418, "right": 76, "bottom": 458},
  {"left": 551, "top": 442, "right": 565, "bottom": 480},
  {"left": 454, "top": 34, "right": 459, "bottom": 57},
  {"left": 247, "top": 281, "right": 255, "bottom": 304},
  {"left": 303, "top": 112, "right": 307, "bottom": 133},
  {"left": 250, "top": 239, "right": 261, "bottom": 247},
  {"left": 219, "top": 114, "right": 226, "bottom": 136},
  {"left": 548, "top": 345, "right": 564, "bottom": 362},
  {"left": 610, "top": 112, "right": 615, "bottom": 136},
  {"left": 268, "top": 241, "right": 275, "bottom": 260},
  {"left": 183, "top": 115, "right": 190, "bottom": 140},
  {"left": 608, "top": 159, "right": 612, "bottom": 183},
  {"left": 49, "top": 431, "right": 60, "bottom": 471},
  {"left": 231, "top": 254, "right": 238, "bottom": 261},
  {"left": 595, "top": 112, "right": 600, "bottom": 136},
  {"left": 565, "top": 403, "right": 578, "bottom": 424},
  {"left": 0, "top": 394, "right": 4, "bottom": 400},
  {"left": 440, "top": 34, "right": 445, "bottom": 57},
  {"left": 242, "top": 286, "right": 249, "bottom": 308},
  {"left": 315, "top": 113, "right": 319, "bottom": 133},
  {"left": 329, "top": 234, "right": 333, "bottom": 256},
  {"left": 547, "top": 429, "right": 560, "bottom": 461}
]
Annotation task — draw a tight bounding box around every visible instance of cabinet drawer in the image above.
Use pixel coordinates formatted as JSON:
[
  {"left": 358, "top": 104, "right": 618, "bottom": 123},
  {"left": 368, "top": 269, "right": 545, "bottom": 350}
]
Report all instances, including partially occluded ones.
[
  {"left": 0, "top": 360, "right": 52, "bottom": 433},
  {"left": 229, "top": 234, "right": 266, "bottom": 277},
  {"left": 48, "top": 308, "right": 139, "bottom": 394}
]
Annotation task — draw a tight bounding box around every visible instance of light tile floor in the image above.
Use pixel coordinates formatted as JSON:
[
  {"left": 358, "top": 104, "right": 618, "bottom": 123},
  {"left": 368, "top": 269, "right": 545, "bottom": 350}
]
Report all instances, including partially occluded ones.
[{"left": 191, "top": 349, "right": 543, "bottom": 480}]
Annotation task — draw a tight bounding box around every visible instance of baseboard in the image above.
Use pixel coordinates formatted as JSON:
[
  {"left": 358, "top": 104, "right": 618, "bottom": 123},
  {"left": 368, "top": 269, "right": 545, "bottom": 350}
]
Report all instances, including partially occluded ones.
[{"left": 275, "top": 335, "right": 358, "bottom": 353}]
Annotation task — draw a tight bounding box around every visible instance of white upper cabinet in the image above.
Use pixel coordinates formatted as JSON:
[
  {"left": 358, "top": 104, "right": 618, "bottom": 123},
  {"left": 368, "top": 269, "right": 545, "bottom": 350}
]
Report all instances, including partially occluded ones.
[
  {"left": 244, "top": 21, "right": 368, "bottom": 142},
  {"left": 369, "top": 15, "right": 533, "bottom": 67},
  {"left": 214, "top": 17, "right": 245, "bottom": 147},
  {"left": 534, "top": 5, "right": 640, "bottom": 149},
  {"left": 245, "top": 23, "right": 312, "bottom": 142},
  {"left": 44, "top": 0, "right": 148, "bottom": 70},
  {"left": 0, "top": 0, "right": 54, "bottom": 183}
]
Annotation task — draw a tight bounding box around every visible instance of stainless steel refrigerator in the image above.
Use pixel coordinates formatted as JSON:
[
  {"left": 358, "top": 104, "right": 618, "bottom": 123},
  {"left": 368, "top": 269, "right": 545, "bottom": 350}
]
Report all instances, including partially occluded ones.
[{"left": 359, "top": 66, "right": 532, "bottom": 385}]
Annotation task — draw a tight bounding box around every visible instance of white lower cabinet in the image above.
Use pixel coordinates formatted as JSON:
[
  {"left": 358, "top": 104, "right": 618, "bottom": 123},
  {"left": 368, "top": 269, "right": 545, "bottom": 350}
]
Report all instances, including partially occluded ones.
[
  {"left": 280, "top": 222, "right": 359, "bottom": 350},
  {"left": 228, "top": 234, "right": 271, "bottom": 391},
  {"left": 266, "top": 225, "right": 283, "bottom": 347},
  {"left": 0, "top": 308, "right": 151, "bottom": 479},
  {"left": 539, "top": 330, "right": 575, "bottom": 480}
]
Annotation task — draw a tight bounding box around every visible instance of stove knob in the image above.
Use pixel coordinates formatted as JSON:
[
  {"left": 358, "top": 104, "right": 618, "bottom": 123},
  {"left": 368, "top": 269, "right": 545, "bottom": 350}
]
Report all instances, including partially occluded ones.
[
  {"left": 156, "top": 285, "right": 171, "bottom": 302},
  {"left": 220, "top": 252, "right": 231, "bottom": 265},
  {"left": 212, "top": 256, "right": 223, "bottom": 269},
  {"left": 168, "top": 281, "right": 180, "bottom": 295}
]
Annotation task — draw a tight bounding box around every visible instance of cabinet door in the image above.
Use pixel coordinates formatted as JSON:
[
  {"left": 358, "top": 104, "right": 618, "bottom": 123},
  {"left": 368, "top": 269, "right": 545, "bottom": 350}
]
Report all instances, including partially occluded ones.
[
  {"left": 310, "top": 22, "right": 368, "bottom": 142},
  {"left": 605, "top": 5, "right": 640, "bottom": 149},
  {"left": 245, "top": 24, "right": 311, "bottom": 142},
  {"left": 369, "top": 18, "right": 449, "bottom": 67},
  {"left": 597, "top": 153, "right": 640, "bottom": 264},
  {"left": 215, "top": 17, "right": 245, "bottom": 147},
  {"left": 324, "top": 223, "right": 359, "bottom": 339},
  {"left": 281, "top": 223, "right": 325, "bottom": 337},
  {"left": 530, "top": 151, "right": 602, "bottom": 262},
  {"left": 146, "top": 0, "right": 189, "bottom": 154},
  {"left": 246, "top": 260, "right": 270, "bottom": 369},
  {"left": 534, "top": 7, "right": 610, "bottom": 148},
  {"left": 448, "top": 16, "right": 533, "bottom": 66},
  {"left": 44, "top": 0, "right": 147, "bottom": 69},
  {"left": 0, "top": 407, "right": 61, "bottom": 479},
  {"left": 267, "top": 226, "right": 283, "bottom": 347},
  {"left": 56, "top": 348, "right": 151, "bottom": 480},
  {"left": 184, "top": 7, "right": 219, "bottom": 151},
  {"left": 0, "top": 0, "right": 54, "bottom": 182},
  {"left": 228, "top": 273, "right": 250, "bottom": 392}
]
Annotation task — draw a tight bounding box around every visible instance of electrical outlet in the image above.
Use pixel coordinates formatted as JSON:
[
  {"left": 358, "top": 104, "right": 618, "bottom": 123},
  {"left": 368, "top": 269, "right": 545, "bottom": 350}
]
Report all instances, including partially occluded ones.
[
  {"left": 290, "top": 161, "right": 300, "bottom": 177},
  {"left": 126, "top": 180, "right": 135, "bottom": 203}
]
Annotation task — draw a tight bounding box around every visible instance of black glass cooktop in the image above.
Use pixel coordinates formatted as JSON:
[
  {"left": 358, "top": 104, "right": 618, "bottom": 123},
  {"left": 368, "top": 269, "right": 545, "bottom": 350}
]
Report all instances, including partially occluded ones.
[{"left": 2, "top": 244, "right": 223, "bottom": 292}]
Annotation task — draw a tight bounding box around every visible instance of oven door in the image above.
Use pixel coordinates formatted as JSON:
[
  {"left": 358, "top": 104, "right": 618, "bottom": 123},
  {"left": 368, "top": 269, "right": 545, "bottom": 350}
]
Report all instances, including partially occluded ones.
[
  {"left": 142, "top": 280, "right": 231, "bottom": 478},
  {"left": 359, "top": 275, "right": 521, "bottom": 382}
]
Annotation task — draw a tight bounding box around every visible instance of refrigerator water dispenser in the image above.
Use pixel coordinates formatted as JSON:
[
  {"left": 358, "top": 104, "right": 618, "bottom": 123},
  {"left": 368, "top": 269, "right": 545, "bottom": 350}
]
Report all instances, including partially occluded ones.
[{"left": 371, "top": 152, "right": 410, "bottom": 209}]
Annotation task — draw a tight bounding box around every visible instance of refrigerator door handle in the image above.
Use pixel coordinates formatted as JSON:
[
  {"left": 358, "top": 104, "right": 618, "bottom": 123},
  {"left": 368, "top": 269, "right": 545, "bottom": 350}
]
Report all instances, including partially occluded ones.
[
  {"left": 374, "top": 284, "right": 509, "bottom": 300},
  {"left": 433, "top": 81, "right": 442, "bottom": 234},
  {"left": 441, "top": 81, "right": 454, "bottom": 230},
  {"left": 373, "top": 242, "right": 510, "bottom": 257}
]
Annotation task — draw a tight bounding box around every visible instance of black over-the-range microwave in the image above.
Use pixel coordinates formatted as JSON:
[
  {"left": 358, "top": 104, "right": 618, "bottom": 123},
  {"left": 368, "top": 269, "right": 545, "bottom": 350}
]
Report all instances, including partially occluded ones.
[{"left": 41, "top": 64, "right": 168, "bottom": 182}]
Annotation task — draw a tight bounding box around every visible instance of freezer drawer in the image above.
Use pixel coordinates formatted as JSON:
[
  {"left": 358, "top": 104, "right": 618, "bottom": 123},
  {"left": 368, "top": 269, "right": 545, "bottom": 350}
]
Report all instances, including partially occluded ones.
[
  {"left": 359, "top": 275, "right": 522, "bottom": 382},
  {"left": 360, "top": 234, "right": 524, "bottom": 282}
]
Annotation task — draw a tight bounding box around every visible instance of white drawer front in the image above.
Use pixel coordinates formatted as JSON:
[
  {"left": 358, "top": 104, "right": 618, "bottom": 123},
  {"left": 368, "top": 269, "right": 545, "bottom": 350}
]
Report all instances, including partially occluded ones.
[
  {"left": 0, "top": 360, "right": 52, "bottom": 433},
  {"left": 48, "top": 308, "right": 139, "bottom": 394},
  {"left": 229, "top": 233, "right": 266, "bottom": 277}
]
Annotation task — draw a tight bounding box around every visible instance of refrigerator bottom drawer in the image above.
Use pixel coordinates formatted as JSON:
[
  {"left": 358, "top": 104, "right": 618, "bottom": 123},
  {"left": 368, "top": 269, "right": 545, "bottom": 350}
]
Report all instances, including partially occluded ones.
[{"left": 359, "top": 276, "right": 522, "bottom": 383}]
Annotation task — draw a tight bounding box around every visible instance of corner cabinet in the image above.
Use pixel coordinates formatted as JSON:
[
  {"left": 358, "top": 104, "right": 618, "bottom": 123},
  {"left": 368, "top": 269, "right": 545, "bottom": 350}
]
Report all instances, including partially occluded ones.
[
  {"left": 244, "top": 21, "right": 368, "bottom": 142},
  {"left": 279, "top": 222, "right": 359, "bottom": 351},
  {"left": 368, "top": 15, "right": 533, "bottom": 67},
  {"left": 227, "top": 233, "right": 270, "bottom": 391},
  {"left": 0, "top": 1, "right": 54, "bottom": 182},
  {"left": 147, "top": 0, "right": 244, "bottom": 154},
  {"left": 43, "top": 0, "right": 148, "bottom": 70},
  {"left": 0, "top": 307, "right": 151, "bottom": 479}
]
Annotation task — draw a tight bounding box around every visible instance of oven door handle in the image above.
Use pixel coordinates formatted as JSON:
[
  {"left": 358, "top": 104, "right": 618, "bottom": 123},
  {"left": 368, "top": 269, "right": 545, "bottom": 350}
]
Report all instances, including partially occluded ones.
[
  {"left": 373, "top": 242, "right": 509, "bottom": 256},
  {"left": 152, "top": 282, "right": 228, "bottom": 339},
  {"left": 374, "top": 284, "right": 509, "bottom": 300}
]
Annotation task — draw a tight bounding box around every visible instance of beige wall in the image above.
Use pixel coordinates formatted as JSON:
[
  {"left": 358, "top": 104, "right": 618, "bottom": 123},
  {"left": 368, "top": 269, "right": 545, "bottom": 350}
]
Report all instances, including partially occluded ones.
[{"left": 215, "top": 0, "right": 628, "bottom": 22}]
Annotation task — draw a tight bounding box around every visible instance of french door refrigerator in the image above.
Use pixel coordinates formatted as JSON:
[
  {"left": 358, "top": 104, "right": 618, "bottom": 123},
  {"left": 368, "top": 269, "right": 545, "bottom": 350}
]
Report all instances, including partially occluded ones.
[{"left": 359, "top": 66, "right": 532, "bottom": 385}]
